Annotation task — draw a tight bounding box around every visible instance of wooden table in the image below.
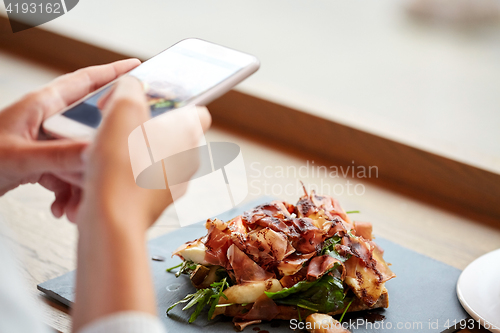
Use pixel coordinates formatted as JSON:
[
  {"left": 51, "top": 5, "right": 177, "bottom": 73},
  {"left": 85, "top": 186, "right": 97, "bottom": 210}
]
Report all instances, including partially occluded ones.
[{"left": 0, "top": 51, "right": 498, "bottom": 332}]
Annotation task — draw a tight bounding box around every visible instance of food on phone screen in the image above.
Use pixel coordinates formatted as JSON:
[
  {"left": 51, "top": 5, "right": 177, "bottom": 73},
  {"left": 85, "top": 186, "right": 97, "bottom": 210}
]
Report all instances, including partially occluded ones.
[{"left": 142, "top": 80, "right": 190, "bottom": 112}]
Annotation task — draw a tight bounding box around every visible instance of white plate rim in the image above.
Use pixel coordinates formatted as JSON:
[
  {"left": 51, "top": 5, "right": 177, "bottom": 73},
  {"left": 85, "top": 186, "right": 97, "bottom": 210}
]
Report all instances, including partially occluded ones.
[{"left": 456, "top": 249, "right": 500, "bottom": 333}]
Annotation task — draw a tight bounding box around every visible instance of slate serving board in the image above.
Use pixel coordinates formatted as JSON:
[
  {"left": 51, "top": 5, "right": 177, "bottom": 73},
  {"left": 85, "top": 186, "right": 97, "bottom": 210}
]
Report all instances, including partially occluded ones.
[{"left": 38, "top": 197, "right": 468, "bottom": 332}]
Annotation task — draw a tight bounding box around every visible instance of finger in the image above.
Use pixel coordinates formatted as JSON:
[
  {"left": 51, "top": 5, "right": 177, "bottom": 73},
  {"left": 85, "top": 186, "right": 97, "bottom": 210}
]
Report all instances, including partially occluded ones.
[
  {"left": 51, "top": 192, "right": 69, "bottom": 218},
  {"left": 38, "top": 174, "right": 72, "bottom": 218},
  {"left": 196, "top": 106, "right": 212, "bottom": 133},
  {"left": 57, "top": 172, "right": 84, "bottom": 187},
  {"left": 21, "top": 140, "right": 87, "bottom": 175},
  {"left": 34, "top": 59, "right": 141, "bottom": 119},
  {"left": 65, "top": 186, "right": 82, "bottom": 223},
  {"left": 96, "top": 84, "right": 116, "bottom": 111},
  {"left": 99, "top": 75, "right": 149, "bottom": 135},
  {"left": 86, "top": 76, "right": 148, "bottom": 185}
]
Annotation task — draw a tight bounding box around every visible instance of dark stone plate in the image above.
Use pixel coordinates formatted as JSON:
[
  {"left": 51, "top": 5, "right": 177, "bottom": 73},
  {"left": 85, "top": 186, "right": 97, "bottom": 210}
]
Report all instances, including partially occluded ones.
[{"left": 38, "top": 197, "right": 468, "bottom": 332}]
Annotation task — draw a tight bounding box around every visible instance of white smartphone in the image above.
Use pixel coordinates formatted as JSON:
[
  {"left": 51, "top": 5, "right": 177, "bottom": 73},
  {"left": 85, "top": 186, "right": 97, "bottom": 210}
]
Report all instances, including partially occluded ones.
[{"left": 43, "top": 38, "right": 260, "bottom": 139}]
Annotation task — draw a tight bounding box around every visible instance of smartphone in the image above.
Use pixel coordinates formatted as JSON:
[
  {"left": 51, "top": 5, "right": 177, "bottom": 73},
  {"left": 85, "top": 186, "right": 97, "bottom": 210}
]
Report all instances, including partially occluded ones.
[{"left": 43, "top": 38, "right": 260, "bottom": 139}]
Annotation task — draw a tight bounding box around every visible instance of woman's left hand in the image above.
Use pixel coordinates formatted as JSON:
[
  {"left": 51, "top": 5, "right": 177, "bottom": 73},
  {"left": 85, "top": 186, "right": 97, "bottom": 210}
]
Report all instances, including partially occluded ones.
[{"left": 0, "top": 59, "right": 140, "bottom": 220}]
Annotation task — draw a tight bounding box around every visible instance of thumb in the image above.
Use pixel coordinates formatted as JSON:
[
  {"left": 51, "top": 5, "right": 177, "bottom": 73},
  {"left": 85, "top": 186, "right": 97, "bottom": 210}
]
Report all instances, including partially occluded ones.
[
  {"left": 88, "top": 75, "right": 149, "bottom": 167},
  {"left": 22, "top": 140, "right": 87, "bottom": 174},
  {"left": 97, "top": 75, "right": 149, "bottom": 147}
]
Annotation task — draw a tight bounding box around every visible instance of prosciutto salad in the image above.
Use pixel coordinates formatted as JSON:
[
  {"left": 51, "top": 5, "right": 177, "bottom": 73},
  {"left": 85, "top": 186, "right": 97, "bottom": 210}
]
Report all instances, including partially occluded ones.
[{"left": 167, "top": 188, "right": 395, "bottom": 330}]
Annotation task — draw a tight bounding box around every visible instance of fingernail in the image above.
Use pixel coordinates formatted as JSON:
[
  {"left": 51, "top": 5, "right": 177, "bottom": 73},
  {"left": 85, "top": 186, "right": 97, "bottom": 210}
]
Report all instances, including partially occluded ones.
[
  {"left": 52, "top": 204, "right": 62, "bottom": 218},
  {"left": 81, "top": 147, "right": 91, "bottom": 165}
]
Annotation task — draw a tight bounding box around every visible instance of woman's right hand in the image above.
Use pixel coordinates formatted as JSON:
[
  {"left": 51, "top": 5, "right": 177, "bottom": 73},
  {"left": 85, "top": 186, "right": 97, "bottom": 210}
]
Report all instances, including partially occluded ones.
[
  {"left": 77, "top": 75, "right": 211, "bottom": 233},
  {"left": 73, "top": 75, "right": 211, "bottom": 332}
]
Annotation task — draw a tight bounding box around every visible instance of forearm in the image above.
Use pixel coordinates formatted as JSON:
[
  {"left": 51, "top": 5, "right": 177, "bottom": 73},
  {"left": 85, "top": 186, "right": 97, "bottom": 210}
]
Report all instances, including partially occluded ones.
[
  {"left": 69, "top": 76, "right": 208, "bottom": 332},
  {"left": 72, "top": 213, "right": 156, "bottom": 332}
]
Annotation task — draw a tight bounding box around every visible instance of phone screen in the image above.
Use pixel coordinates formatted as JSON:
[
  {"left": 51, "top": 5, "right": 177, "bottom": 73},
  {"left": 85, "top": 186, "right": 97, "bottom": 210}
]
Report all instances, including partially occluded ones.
[{"left": 62, "top": 40, "right": 252, "bottom": 128}]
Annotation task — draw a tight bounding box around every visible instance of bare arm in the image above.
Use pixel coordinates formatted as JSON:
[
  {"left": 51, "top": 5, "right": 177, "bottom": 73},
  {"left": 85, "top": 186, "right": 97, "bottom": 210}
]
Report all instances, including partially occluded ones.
[{"left": 72, "top": 77, "right": 211, "bottom": 331}]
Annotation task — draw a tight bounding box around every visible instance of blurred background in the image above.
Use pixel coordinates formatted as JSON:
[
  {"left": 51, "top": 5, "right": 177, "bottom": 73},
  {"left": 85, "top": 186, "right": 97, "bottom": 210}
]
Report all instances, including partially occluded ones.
[
  {"left": 5, "top": 0, "right": 500, "bottom": 169},
  {"left": 2, "top": 0, "right": 500, "bottom": 171}
]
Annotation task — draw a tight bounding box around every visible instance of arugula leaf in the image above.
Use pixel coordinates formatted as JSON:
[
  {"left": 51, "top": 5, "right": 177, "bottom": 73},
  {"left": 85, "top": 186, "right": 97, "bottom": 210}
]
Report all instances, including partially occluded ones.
[
  {"left": 166, "top": 263, "right": 182, "bottom": 272},
  {"left": 215, "top": 303, "right": 234, "bottom": 308},
  {"left": 275, "top": 298, "right": 321, "bottom": 311},
  {"left": 188, "top": 290, "right": 213, "bottom": 323},
  {"left": 346, "top": 210, "right": 360, "bottom": 214},
  {"left": 265, "top": 279, "right": 317, "bottom": 300},
  {"left": 166, "top": 277, "right": 230, "bottom": 323},
  {"left": 296, "top": 299, "right": 321, "bottom": 311},
  {"left": 167, "top": 292, "right": 197, "bottom": 314},
  {"left": 183, "top": 289, "right": 211, "bottom": 311},
  {"left": 266, "top": 275, "right": 345, "bottom": 314},
  {"left": 320, "top": 236, "right": 341, "bottom": 255},
  {"left": 207, "top": 278, "right": 229, "bottom": 320},
  {"left": 327, "top": 250, "right": 349, "bottom": 262},
  {"left": 321, "top": 236, "right": 349, "bottom": 262},
  {"left": 165, "top": 260, "right": 197, "bottom": 277},
  {"left": 339, "top": 298, "right": 354, "bottom": 323}
]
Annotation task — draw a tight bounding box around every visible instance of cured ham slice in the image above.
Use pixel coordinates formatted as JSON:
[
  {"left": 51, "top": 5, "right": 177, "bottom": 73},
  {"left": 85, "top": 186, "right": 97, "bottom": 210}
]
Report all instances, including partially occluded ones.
[
  {"left": 306, "top": 255, "right": 344, "bottom": 281},
  {"left": 242, "top": 294, "right": 279, "bottom": 321},
  {"left": 310, "top": 191, "right": 350, "bottom": 223},
  {"left": 285, "top": 218, "right": 324, "bottom": 254},
  {"left": 371, "top": 242, "right": 396, "bottom": 284},
  {"left": 297, "top": 190, "right": 354, "bottom": 233},
  {"left": 227, "top": 244, "right": 274, "bottom": 283},
  {"left": 228, "top": 216, "right": 247, "bottom": 235},
  {"left": 325, "top": 217, "right": 350, "bottom": 238},
  {"left": 353, "top": 221, "right": 373, "bottom": 241},
  {"left": 204, "top": 219, "right": 232, "bottom": 269},
  {"left": 341, "top": 235, "right": 395, "bottom": 306},
  {"left": 242, "top": 202, "right": 290, "bottom": 233},
  {"left": 277, "top": 252, "right": 315, "bottom": 276},
  {"left": 280, "top": 266, "right": 308, "bottom": 288},
  {"left": 244, "top": 227, "right": 288, "bottom": 267},
  {"left": 344, "top": 256, "right": 385, "bottom": 307},
  {"left": 296, "top": 195, "right": 318, "bottom": 218},
  {"left": 337, "top": 234, "right": 373, "bottom": 263}
]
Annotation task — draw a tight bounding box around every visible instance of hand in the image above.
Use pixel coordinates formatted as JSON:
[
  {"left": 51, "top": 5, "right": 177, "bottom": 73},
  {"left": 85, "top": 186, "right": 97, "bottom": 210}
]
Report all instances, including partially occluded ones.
[
  {"left": 77, "top": 75, "right": 211, "bottom": 232},
  {"left": 73, "top": 76, "right": 211, "bottom": 331},
  {"left": 0, "top": 59, "right": 141, "bottom": 220}
]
